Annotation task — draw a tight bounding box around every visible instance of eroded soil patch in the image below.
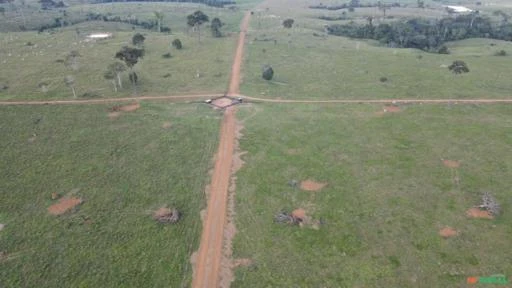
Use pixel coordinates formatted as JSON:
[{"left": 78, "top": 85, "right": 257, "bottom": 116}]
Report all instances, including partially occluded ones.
[
  {"left": 466, "top": 207, "right": 494, "bottom": 219},
  {"left": 443, "top": 159, "right": 460, "bottom": 168},
  {"left": 439, "top": 226, "right": 458, "bottom": 238},
  {"left": 300, "top": 180, "right": 327, "bottom": 192},
  {"left": 48, "top": 197, "right": 83, "bottom": 215}
]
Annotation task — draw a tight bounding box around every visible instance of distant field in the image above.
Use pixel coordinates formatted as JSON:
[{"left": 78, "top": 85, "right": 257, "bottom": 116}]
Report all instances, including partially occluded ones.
[
  {"left": 240, "top": 0, "right": 512, "bottom": 100},
  {"left": 0, "top": 102, "right": 220, "bottom": 287},
  {"left": 232, "top": 103, "right": 512, "bottom": 287},
  {"left": 0, "top": 3, "right": 244, "bottom": 100}
]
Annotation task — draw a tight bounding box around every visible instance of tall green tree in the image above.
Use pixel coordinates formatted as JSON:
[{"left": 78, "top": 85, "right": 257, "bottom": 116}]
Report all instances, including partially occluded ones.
[
  {"left": 115, "top": 47, "right": 144, "bottom": 94},
  {"left": 64, "top": 75, "right": 76, "bottom": 98},
  {"left": 210, "top": 17, "right": 223, "bottom": 37},
  {"left": 132, "top": 33, "right": 145, "bottom": 47},
  {"left": 187, "top": 10, "right": 209, "bottom": 43},
  {"left": 105, "top": 62, "right": 126, "bottom": 91},
  {"left": 283, "top": 19, "right": 294, "bottom": 28},
  {"left": 154, "top": 11, "right": 164, "bottom": 33}
]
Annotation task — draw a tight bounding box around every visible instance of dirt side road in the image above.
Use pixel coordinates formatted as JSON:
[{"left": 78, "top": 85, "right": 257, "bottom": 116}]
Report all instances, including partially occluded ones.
[
  {"left": 0, "top": 94, "right": 222, "bottom": 106},
  {"left": 192, "top": 11, "right": 251, "bottom": 288}
]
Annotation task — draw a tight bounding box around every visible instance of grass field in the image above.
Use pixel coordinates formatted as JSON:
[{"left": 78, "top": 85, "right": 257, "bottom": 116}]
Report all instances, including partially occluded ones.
[
  {"left": 0, "top": 102, "right": 220, "bottom": 287},
  {"left": 232, "top": 103, "right": 512, "bottom": 287},
  {"left": 0, "top": 3, "right": 245, "bottom": 100},
  {"left": 240, "top": 0, "right": 512, "bottom": 100}
]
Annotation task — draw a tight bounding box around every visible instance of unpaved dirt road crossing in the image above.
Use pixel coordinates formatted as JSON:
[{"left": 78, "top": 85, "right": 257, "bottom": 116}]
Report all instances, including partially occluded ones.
[{"left": 191, "top": 11, "right": 251, "bottom": 288}]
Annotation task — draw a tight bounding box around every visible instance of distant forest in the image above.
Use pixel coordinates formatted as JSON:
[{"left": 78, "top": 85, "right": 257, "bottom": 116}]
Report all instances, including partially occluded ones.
[
  {"left": 327, "top": 14, "right": 512, "bottom": 53},
  {"left": 91, "top": 0, "right": 235, "bottom": 8}
]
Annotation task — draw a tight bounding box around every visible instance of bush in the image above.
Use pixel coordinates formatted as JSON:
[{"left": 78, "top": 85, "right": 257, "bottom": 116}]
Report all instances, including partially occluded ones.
[
  {"left": 448, "top": 60, "right": 470, "bottom": 74},
  {"left": 379, "top": 76, "right": 388, "bottom": 82},
  {"left": 172, "top": 39, "right": 182, "bottom": 50},
  {"left": 494, "top": 50, "right": 507, "bottom": 56},
  {"left": 162, "top": 53, "right": 172, "bottom": 58},
  {"left": 437, "top": 45, "right": 450, "bottom": 54},
  {"left": 262, "top": 65, "right": 274, "bottom": 80}
]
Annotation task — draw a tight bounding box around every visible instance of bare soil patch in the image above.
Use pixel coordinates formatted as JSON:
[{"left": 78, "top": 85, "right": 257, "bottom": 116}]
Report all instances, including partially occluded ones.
[
  {"left": 466, "top": 207, "right": 494, "bottom": 219},
  {"left": 233, "top": 258, "right": 253, "bottom": 268},
  {"left": 116, "top": 102, "right": 140, "bottom": 112},
  {"left": 300, "top": 180, "right": 327, "bottom": 192},
  {"left": 212, "top": 97, "right": 235, "bottom": 108},
  {"left": 292, "top": 208, "right": 306, "bottom": 222},
  {"left": 384, "top": 105, "right": 401, "bottom": 113},
  {"left": 108, "top": 111, "right": 121, "bottom": 120},
  {"left": 0, "top": 223, "right": 4, "bottom": 231},
  {"left": 439, "top": 226, "right": 458, "bottom": 238},
  {"left": 162, "top": 121, "right": 172, "bottom": 129},
  {"left": 48, "top": 197, "right": 83, "bottom": 215},
  {"left": 443, "top": 159, "right": 460, "bottom": 168}
]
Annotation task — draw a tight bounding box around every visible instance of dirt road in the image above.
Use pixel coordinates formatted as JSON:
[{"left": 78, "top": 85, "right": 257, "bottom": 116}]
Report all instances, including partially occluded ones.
[
  {"left": 0, "top": 94, "right": 222, "bottom": 106},
  {"left": 192, "top": 11, "right": 251, "bottom": 288},
  {"left": 4, "top": 94, "right": 512, "bottom": 106}
]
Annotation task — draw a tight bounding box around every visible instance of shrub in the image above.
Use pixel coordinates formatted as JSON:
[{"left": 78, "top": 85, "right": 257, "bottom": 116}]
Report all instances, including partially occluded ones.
[
  {"left": 162, "top": 53, "right": 172, "bottom": 58},
  {"left": 494, "top": 50, "right": 507, "bottom": 56},
  {"left": 448, "top": 60, "right": 469, "bottom": 74},
  {"left": 172, "top": 39, "right": 182, "bottom": 50},
  {"left": 379, "top": 76, "right": 388, "bottom": 82},
  {"left": 262, "top": 65, "right": 274, "bottom": 80},
  {"left": 437, "top": 45, "right": 450, "bottom": 54}
]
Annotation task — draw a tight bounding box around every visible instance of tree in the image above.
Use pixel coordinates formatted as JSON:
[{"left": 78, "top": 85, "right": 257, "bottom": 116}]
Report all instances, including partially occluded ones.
[
  {"left": 448, "top": 60, "right": 469, "bottom": 74},
  {"left": 0, "top": 7, "right": 5, "bottom": 16},
  {"left": 172, "top": 39, "right": 182, "bottom": 49},
  {"left": 283, "top": 18, "right": 294, "bottom": 28},
  {"left": 104, "top": 70, "right": 117, "bottom": 92},
  {"left": 211, "top": 17, "right": 223, "bottom": 37},
  {"left": 378, "top": 1, "right": 389, "bottom": 17},
  {"left": 417, "top": 0, "right": 424, "bottom": 8},
  {"left": 262, "top": 65, "right": 274, "bottom": 80},
  {"left": 115, "top": 47, "right": 144, "bottom": 94},
  {"left": 64, "top": 75, "right": 76, "bottom": 98},
  {"left": 154, "top": 11, "right": 164, "bottom": 33},
  {"left": 187, "top": 10, "right": 209, "bottom": 43},
  {"left": 106, "top": 62, "right": 126, "bottom": 91},
  {"left": 132, "top": 33, "right": 145, "bottom": 47},
  {"left": 65, "top": 50, "right": 81, "bottom": 71}
]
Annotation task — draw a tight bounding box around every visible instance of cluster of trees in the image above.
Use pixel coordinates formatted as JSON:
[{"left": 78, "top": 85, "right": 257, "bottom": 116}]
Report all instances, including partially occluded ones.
[
  {"left": 39, "top": 0, "right": 66, "bottom": 10},
  {"left": 91, "top": 0, "right": 235, "bottom": 8},
  {"left": 327, "top": 13, "right": 512, "bottom": 53},
  {"left": 310, "top": 0, "right": 400, "bottom": 11},
  {"left": 37, "top": 12, "right": 173, "bottom": 33},
  {"left": 187, "top": 10, "right": 224, "bottom": 41}
]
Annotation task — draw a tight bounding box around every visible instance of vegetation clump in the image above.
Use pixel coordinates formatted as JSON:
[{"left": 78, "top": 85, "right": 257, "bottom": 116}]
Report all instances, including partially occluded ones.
[
  {"left": 262, "top": 65, "right": 274, "bottom": 81},
  {"left": 153, "top": 207, "right": 181, "bottom": 223},
  {"left": 448, "top": 60, "right": 470, "bottom": 74},
  {"left": 327, "top": 14, "right": 512, "bottom": 53}
]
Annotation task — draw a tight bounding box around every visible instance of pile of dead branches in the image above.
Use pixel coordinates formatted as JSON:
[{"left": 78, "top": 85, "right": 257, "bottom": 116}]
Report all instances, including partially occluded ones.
[
  {"left": 274, "top": 211, "right": 299, "bottom": 225},
  {"left": 153, "top": 207, "right": 180, "bottom": 223},
  {"left": 477, "top": 192, "right": 501, "bottom": 216}
]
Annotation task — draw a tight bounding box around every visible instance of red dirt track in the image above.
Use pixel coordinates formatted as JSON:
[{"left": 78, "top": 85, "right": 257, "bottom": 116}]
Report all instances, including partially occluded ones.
[{"left": 191, "top": 11, "right": 251, "bottom": 288}]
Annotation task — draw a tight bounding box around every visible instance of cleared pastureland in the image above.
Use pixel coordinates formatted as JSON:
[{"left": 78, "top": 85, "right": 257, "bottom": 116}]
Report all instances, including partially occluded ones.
[
  {"left": 0, "top": 103, "right": 220, "bottom": 287},
  {"left": 232, "top": 103, "right": 512, "bottom": 287},
  {"left": 240, "top": 0, "right": 512, "bottom": 100},
  {"left": 0, "top": 3, "right": 244, "bottom": 100}
]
